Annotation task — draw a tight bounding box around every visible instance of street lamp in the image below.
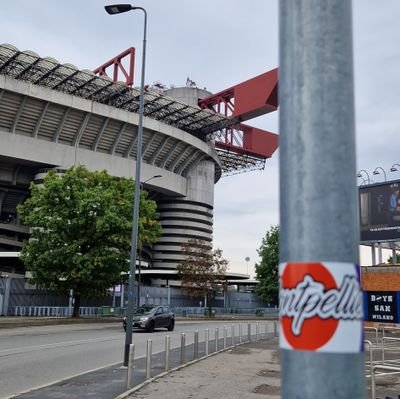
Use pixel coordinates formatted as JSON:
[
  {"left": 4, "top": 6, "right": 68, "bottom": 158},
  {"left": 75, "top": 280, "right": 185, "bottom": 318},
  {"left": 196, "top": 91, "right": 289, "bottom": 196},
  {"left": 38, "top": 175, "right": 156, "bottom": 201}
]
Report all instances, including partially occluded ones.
[
  {"left": 105, "top": 3, "right": 147, "bottom": 367},
  {"left": 137, "top": 174, "right": 162, "bottom": 307},
  {"left": 390, "top": 163, "right": 400, "bottom": 173},
  {"left": 245, "top": 257, "right": 250, "bottom": 275},
  {"left": 356, "top": 169, "right": 371, "bottom": 185},
  {"left": 373, "top": 166, "right": 387, "bottom": 182}
]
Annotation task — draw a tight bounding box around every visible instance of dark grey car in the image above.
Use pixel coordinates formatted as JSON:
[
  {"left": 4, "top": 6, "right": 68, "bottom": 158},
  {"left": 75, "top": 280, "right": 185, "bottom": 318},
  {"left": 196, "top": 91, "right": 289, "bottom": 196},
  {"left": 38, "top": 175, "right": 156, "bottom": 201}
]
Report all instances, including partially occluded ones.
[{"left": 123, "top": 305, "right": 175, "bottom": 332}]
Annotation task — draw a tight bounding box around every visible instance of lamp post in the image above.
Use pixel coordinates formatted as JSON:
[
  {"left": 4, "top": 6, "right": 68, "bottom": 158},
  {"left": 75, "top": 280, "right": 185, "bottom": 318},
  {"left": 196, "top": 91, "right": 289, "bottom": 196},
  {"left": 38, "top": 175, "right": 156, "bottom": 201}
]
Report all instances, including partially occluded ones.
[
  {"left": 356, "top": 169, "right": 371, "bottom": 185},
  {"left": 137, "top": 174, "right": 162, "bottom": 307},
  {"left": 390, "top": 163, "right": 400, "bottom": 173},
  {"left": 373, "top": 166, "right": 387, "bottom": 182},
  {"left": 245, "top": 256, "right": 250, "bottom": 276},
  {"left": 105, "top": 3, "right": 147, "bottom": 367}
]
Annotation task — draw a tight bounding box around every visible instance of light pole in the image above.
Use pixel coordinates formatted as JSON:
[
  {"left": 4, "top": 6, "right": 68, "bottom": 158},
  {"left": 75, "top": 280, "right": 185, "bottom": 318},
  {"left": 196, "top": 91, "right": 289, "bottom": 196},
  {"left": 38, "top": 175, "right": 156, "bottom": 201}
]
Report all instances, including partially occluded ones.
[
  {"left": 390, "top": 163, "right": 400, "bottom": 173},
  {"left": 137, "top": 174, "right": 162, "bottom": 307},
  {"left": 105, "top": 3, "right": 147, "bottom": 367},
  {"left": 245, "top": 256, "right": 250, "bottom": 275},
  {"left": 373, "top": 166, "right": 387, "bottom": 182},
  {"left": 357, "top": 169, "right": 371, "bottom": 185}
]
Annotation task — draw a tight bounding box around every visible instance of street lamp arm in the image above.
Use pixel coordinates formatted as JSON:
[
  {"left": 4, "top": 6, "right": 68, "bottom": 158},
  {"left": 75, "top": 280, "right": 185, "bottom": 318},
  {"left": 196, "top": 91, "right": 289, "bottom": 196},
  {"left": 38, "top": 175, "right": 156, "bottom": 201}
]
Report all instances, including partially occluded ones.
[
  {"left": 390, "top": 163, "right": 400, "bottom": 172},
  {"left": 373, "top": 166, "right": 387, "bottom": 182},
  {"left": 357, "top": 169, "right": 371, "bottom": 184}
]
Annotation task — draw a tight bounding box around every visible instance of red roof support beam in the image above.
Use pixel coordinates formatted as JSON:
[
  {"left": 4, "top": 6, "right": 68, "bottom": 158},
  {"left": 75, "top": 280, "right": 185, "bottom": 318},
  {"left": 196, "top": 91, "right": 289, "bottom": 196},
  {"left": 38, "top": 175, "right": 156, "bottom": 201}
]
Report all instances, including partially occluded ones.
[
  {"left": 199, "top": 68, "right": 279, "bottom": 160},
  {"left": 199, "top": 68, "right": 278, "bottom": 122},
  {"left": 93, "top": 47, "right": 135, "bottom": 87},
  {"left": 215, "top": 124, "right": 279, "bottom": 159}
]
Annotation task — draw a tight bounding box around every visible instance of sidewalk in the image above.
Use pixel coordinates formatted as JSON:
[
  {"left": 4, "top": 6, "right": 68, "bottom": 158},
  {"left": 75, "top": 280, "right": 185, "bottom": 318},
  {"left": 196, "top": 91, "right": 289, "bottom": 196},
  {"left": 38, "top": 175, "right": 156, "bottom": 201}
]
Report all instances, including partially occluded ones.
[{"left": 120, "top": 338, "right": 280, "bottom": 399}]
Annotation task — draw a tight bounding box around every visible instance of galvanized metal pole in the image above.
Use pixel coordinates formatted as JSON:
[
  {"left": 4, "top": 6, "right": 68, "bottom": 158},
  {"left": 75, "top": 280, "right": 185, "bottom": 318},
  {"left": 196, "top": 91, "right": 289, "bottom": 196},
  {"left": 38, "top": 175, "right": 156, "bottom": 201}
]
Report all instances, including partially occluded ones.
[
  {"left": 145, "top": 339, "right": 152, "bottom": 379},
  {"left": 371, "top": 243, "right": 376, "bottom": 266},
  {"left": 165, "top": 335, "right": 170, "bottom": 371},
  {"left": 126, "top": 344, "right": 135, "bottom": 389},
  {"left": 180, "top": 333, "right": 186, "bottom": 364},
  {"left": 279, "top": 1, "right": 365, "bottom": 398},
  {"left": 123, "top": 6, "right": 148, "bottom": 367}
]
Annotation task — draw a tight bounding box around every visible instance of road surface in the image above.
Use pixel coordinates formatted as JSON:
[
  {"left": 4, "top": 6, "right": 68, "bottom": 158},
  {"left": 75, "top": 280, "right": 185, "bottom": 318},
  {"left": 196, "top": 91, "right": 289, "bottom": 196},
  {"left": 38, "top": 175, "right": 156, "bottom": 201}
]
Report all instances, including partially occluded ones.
[{"left": 0, "top": 319, "right": 263, "bottom": 399}]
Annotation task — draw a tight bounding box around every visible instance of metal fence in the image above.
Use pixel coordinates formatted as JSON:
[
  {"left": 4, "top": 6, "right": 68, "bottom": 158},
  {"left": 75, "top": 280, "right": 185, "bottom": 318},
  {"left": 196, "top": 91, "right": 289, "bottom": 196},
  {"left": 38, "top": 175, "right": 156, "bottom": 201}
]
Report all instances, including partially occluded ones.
[
  {"left": 10, "top": 305, "right": 277, "bottom": 318},
  {"left": 364, "top": 325, "right": 400, "bottom": 399},
  {"left": 123, "top": 319, "right": 280, "bottom": 391}
]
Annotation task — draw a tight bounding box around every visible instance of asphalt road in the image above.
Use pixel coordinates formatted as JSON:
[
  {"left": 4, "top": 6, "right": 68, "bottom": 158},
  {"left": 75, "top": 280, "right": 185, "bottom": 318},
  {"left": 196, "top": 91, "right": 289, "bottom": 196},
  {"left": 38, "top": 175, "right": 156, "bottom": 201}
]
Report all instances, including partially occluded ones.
[{"left": 0, "top": 319, "right": 264, "bottom": 399}]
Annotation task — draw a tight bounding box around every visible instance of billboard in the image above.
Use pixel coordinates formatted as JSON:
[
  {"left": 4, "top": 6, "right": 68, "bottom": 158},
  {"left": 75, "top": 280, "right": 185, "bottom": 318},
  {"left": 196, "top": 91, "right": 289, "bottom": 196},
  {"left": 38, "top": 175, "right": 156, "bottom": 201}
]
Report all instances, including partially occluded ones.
[
  {"left": 359, "top": 179, "right": 400, "bottom": 242},
  {"left": 363, "top": 291, "right": 399, "bottom": 323}
]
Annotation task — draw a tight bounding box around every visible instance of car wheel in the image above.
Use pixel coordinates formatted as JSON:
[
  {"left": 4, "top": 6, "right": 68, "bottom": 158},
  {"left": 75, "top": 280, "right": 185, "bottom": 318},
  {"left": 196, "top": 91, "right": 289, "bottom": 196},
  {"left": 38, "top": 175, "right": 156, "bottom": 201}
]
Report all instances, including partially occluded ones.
[
  {"left": 147, "top": 321, "right": 155, "bottom": 333},
  {"left": 167, "top": 319, "right": 175, "bottom": 331}
]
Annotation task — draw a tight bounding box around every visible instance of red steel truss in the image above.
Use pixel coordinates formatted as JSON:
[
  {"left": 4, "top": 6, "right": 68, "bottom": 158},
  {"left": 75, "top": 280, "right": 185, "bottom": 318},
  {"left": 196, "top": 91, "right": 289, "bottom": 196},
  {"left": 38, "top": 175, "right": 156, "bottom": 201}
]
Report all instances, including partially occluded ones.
[
  {"left": 199, "top": 69, "right": 279, "bottom": 162},
  {"left": 93, "top": 47, "right": 135, "bottom": 87},
  {"left": 93, "top": 49, "right": 279, "bottom": 174}
]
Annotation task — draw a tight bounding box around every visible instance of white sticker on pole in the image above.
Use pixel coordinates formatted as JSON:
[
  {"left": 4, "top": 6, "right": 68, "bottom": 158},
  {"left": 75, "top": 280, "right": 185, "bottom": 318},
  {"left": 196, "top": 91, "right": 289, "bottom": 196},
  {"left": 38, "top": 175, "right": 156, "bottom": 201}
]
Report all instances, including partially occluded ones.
[{"left": 279, "top": 262, "right": 364, "bottom": 353}]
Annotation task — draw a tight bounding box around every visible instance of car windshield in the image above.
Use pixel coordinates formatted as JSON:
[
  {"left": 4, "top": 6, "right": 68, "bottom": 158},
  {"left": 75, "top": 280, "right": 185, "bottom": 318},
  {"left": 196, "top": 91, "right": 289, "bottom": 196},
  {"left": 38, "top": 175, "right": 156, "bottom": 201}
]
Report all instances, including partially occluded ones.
[{"left": 134, "top": 305, "right": 156, "bottom": 315}]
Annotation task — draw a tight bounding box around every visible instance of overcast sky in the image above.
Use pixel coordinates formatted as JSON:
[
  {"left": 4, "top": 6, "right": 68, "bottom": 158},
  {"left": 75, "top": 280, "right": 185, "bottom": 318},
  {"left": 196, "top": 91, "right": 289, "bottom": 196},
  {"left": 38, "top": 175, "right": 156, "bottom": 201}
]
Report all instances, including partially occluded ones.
[{"left": 1, "top": 1, "right": 399, "bottom": 275}]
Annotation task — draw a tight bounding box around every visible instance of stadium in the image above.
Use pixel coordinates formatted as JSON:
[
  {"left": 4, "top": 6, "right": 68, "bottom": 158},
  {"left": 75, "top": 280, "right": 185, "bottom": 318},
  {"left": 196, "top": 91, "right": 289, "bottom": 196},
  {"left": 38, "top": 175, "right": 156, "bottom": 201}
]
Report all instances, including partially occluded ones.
[{"left": 0, "top": 43, "right": 278, "bottom": 290}]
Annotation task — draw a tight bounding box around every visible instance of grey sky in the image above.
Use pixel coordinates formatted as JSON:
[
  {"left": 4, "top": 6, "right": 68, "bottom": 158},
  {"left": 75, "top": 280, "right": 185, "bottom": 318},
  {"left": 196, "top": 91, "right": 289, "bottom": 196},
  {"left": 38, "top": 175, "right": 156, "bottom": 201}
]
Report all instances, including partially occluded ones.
[{"left": 1, "top": 1, "right": 399, "bottom": 274}]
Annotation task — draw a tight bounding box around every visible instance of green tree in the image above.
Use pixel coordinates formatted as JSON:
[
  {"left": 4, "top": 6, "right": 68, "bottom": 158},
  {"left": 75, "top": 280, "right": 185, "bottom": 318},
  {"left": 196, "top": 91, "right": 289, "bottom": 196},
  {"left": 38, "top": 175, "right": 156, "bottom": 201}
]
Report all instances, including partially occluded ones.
[
  {"left": 255, "top": 225, "right": 279, "bottom": 306},
  {"left": 18, "top": 166, "right": 162, "bottom": 317},
  {"left": 386, "top": 253, "right": 400, "bottom": 264},
  {"left": 177, "top": 239, "right": 228, "bottom": 314}
]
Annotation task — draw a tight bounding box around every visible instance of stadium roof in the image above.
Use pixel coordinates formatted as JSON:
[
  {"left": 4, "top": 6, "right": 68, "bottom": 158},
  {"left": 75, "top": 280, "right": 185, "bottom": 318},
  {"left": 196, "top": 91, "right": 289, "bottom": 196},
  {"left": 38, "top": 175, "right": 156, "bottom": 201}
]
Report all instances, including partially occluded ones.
[{"left": 0, "top": 44, "right": 234, "bottom": 138}]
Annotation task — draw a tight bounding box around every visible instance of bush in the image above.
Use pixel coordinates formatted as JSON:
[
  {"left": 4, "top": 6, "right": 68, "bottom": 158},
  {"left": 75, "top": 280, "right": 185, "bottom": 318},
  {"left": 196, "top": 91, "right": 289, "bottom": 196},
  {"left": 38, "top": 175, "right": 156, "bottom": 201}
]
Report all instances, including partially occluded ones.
[{"left": 255, "top": 309, "right": 264, "bottom": 317}]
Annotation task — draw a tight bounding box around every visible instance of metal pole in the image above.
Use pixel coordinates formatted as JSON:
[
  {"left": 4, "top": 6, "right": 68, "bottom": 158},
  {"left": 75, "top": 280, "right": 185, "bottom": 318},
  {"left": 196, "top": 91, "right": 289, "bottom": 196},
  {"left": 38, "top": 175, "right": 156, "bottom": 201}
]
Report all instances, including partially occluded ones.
[
  {"left": 274, "top": 320, "right": 278, "bottom": 338},
  {"left": 392, "top": 242, "right": 397, "bottom": 264},
  {"left": 137, "top": 248, "right": 141, "bottom": 307},
  {"left": 223, "top": 326, "right": 227, "bottom": 349},
  {"left": 1, "top": 276, "right": 11, "bottom": 316},
  {"left": 123, "top": 6, "right": 148, "bottom": 367},
  {"left": 126, "top": 344, "right": 135, "bottom": 389},
  {"left": 205, "top": 328, "right": 209, "bottom": 355},
  {"left": 264, "top": 321, "right": 267, "bottom": 338},
  {"left": 279, "top": 1, "right": 364, "bottom": 397},
  {"left": 165, "top": 335, "right": 170, "bottom": 371},
  {"left": 215, "top": 328, "right": 219, "bottom": 351},
  {"left": 231, "top": 324, "right": 235, "bottom": 346},
  {"left": 239, "top": 323, "right": 242, "bottom": 343},
  {"left": 247, "top": 322, "right": 251, "bottom": 341},
  {"left": 194, "top": 331, "right": 199, "bottom": 359},
  {"left": 146, "top": 339, "right": 152, "bottom": 379},
  {"left": 371, "top": 243, "right": 376, "bottom": 266},
  {"left": 180, "top": 333, "right": 186, "bottom": 364},
  {"left": 378, "top": 242, "right": 383, "bottom": 264}
]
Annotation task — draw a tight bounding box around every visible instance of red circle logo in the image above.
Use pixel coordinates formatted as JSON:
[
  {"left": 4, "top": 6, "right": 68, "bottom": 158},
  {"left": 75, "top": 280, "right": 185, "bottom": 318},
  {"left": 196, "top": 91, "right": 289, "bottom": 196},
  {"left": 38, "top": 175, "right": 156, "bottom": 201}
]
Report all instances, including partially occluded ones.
[{"left": 280, "top": 262, "right": 339, "bottom": 351}]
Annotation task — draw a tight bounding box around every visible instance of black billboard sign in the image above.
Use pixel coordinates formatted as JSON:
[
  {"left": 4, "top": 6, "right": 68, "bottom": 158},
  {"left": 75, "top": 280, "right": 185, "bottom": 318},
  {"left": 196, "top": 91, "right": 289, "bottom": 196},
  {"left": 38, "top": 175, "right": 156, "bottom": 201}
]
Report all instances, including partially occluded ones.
[
  {"left": 365, "top": 291, "right": 398, "bottom": 323},
  {"left": 359, "top": 179, "right": 400, "bottom": 242}
]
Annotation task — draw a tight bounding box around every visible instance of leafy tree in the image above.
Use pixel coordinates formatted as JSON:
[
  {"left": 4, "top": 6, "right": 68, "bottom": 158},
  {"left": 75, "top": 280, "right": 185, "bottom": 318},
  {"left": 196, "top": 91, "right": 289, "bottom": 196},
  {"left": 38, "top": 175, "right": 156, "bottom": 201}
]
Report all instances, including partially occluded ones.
[
  {"left": 255, "top": 225, "right": 279, "bottom": 306},
  {"left": 386, "top": 253, "right": 400, "bottom": 264},
  {"left": 177, "top": 239, "right": 228, "bottom": 313},
  {"left": 18, "top": 166, "right": 162, "bottom": 317}
]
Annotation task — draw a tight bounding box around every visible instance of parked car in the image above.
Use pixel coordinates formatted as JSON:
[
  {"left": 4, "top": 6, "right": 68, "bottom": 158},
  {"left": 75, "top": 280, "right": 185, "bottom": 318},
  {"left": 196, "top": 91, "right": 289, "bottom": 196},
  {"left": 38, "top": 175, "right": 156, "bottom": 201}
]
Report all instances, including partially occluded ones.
[{"left": 123, "top": 305, "right": 175, "bottom": 333}]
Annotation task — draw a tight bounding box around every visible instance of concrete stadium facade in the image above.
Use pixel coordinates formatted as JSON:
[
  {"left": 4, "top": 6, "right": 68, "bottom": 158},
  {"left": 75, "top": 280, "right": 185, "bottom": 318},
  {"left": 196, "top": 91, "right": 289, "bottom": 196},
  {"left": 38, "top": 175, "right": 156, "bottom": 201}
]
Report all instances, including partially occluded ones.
[{"left": 0, "top": 44, "right": 250, "bottom": 283}]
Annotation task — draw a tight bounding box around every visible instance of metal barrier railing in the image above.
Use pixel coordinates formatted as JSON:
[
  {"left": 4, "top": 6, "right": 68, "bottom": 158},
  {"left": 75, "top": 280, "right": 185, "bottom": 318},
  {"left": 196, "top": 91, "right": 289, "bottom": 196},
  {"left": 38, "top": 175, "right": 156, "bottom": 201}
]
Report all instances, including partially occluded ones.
[
  {"left": 381, "top": 336, "right": 400, "bottom": 366},
  {"left": 364, "top": 326, "right": 379, "bottom": 347},
  {"left": 125, "top": 320, "right": 276, "bottom": 390},
  {"left": 371, "top": 364, "right": 400, "bottom": 399},
  {"left": 363, "top": 325, "right": 400, "bottom": 398},
  {"left": 364, "top": 340, "right": 374, "bottom": 378}
]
